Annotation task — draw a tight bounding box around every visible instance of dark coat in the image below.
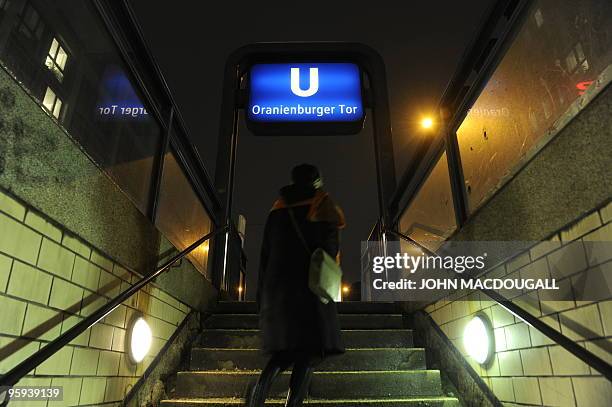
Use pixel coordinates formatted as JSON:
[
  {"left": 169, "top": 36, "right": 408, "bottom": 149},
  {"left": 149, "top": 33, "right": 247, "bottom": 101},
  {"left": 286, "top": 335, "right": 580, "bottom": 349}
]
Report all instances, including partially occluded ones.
[{"left": 257, "top": 184, "right": 345, "bottom": 358}]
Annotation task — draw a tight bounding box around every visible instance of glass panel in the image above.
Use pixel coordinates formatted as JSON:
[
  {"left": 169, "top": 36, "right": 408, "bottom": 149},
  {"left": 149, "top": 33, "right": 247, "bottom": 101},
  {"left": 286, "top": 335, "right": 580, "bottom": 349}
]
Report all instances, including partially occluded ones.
[
  {"left": 52, "top": 97, "right": 61, "bottom": 118},
  {"left": 42, "top": 86, "right": 56, "bottom": 112},
  {"left": 0, "top": 1, "right": 162, "bottom": 214},
  {"left": 48, "top": 38, "right": 58, "bottom": 58},
  {"left": 156, "top": 148, "right": 212, "bottom": 277},
  {"left": 399, "top": 152, "right": 457, "bottom": 252},
  {"left": 55, "top": 46, "right": 67, "bottom": 70},
  {"left": 457, "top": 0, "right": 612, "bottom": 213}
]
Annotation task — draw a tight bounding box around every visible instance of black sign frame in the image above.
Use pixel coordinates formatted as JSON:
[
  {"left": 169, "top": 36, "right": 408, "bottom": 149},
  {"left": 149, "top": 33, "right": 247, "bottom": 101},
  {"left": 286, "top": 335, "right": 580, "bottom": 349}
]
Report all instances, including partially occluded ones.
[{"left": 212, "top": 42, "right": 397, "bottom": 293}]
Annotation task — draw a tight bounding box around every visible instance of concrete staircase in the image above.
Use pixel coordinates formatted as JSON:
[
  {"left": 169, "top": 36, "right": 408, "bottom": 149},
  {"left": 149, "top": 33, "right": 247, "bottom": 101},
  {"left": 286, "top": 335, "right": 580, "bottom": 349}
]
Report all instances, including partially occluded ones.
[{"left": 161, "top": 302, "right": 460, "bottom": 406}]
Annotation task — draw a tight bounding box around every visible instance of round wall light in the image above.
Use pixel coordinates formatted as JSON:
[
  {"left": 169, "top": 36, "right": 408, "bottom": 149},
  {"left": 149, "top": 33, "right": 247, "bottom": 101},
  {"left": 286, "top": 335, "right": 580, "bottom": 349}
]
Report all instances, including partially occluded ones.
[
  {"left": 127, "top": 315, "right": 152, "bottom": 363},
  {"left": 463, "top": 313, "right": 495, "bottom": 366}
]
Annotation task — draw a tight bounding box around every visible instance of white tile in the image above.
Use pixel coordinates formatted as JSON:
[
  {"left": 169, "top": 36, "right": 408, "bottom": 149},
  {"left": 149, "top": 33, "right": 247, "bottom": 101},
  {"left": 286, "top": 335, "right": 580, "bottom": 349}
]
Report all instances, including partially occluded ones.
[
  {"left": 70, "top": 347, "right": 99, "bottom": 375},
  {"left": 25, "top": 211, "right": 62, "bottom": 242},
  {"left": 540, "top": 377, "right": 575, "bottom": 407},
  {"left": 491, "top": 377, "right": 515, "bottom": 402},
  {"left": 520, "top": 347, "right": 552, "bottom": 375},
  {"left": 498, "top": 350, "right": 523, "bottom": 376},
  {"left": 0, "top": 213, "right": 41, "bottom": 265},
  {"left": 49, "top": 278, "right": 83, "bottom": 312},
  {"left": 37, "top": 238, "right": 75, "bottom": 279},
  {"left": 600, "top": 202, "right": 612, "bottom": 223},
  {"left": 599, "top": 300, "right": 612, "bottom": 336},
  {"left": 561, "top": 211, "right": 602, "bottom": 242},
  {"left": 512, "top": 377, "right": 541, "bottom": 405},
  {"left": 80, "top": 377, "right": 107, "bottom": 405},
  {"left": 0, "top": 191, "right": 26, "bottom": 220},
  {"left": 49, "top": 377, "right": 82, "bottom": 407},
  {"left": 36, "top": 346, "right": 72, "bottom": 375},
  {"left": 8, "top": 261, "right": 52, "bottom": 304},
  {"left": 559, "top": 304, "right": 604, "bottom": 340},
  {"left": 0, "top": 253, "right": 12, "bottom": 292},
  {"left": 0, "top": 295, "right": 27, "bottom": 335},
  {"left": 22, "top": 303, "right": 62, "bottom": 340},
  {"left": 491, "top": 304, "right": 515, "bottom": 328},
  {"left": 547, "top": 240, "right": 588, "bottom": 278},
  {"left": 572, "top": 377, "right": 612, "bottom": 407},
  {"left": 0, "top": 336, "right": 39, "bottom": 374},
  {"left": 549, "top": 344, "right": 590, "bottom": 375},
  {"left": 504, "top": 323, "right": 531, "bottom": 350}
]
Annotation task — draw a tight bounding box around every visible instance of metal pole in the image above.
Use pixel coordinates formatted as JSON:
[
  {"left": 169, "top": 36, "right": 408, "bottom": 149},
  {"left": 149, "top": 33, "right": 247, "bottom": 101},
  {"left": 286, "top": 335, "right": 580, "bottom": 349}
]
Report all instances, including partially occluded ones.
[{"left": 149, "top": 106, "right": 174, "bottom": 223}]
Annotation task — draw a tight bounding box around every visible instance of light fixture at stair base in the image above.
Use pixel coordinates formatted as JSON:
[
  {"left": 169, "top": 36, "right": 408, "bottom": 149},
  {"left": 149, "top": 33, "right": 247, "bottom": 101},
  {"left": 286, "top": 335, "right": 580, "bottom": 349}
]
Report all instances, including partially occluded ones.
[
  {"left": 127, "top": 316, "right": 152, "bottom": 363},
  {"left": 463, "top": 313, "right": 495, "bottom": 366}
]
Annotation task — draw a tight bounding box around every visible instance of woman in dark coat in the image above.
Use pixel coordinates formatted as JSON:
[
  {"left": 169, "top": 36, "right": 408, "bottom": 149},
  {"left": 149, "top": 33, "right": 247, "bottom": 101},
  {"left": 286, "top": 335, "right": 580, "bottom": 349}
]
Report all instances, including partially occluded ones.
[{"left": 249, "top": 163, "right": 345, "bottom": 406}]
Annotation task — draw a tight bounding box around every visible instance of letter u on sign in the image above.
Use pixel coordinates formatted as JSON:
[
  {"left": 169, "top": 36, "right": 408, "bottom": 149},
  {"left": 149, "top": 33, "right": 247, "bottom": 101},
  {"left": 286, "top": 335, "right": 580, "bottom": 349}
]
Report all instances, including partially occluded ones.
[{"left": 291, "top": 67, "right": 319, "bottom": 97}]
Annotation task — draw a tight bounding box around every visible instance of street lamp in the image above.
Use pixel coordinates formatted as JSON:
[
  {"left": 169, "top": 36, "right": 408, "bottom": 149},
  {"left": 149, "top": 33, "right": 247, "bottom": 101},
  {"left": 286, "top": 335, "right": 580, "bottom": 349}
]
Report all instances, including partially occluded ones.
[{"left": 421, "top": 117, "right": 433, "bottom": 129}]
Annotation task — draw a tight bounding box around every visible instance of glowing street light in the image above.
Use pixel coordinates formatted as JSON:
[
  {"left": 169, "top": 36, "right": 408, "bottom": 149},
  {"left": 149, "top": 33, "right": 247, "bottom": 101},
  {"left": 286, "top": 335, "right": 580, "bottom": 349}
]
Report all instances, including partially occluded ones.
[{"left": 421, "top": 117, "right": 433, "bottom": 129}]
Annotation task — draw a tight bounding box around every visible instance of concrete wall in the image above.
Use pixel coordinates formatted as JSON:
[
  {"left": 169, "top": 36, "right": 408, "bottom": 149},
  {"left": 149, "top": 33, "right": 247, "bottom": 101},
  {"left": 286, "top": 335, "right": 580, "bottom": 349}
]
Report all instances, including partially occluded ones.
[
  {"left": 0, "top": 64, "right": 159, "bottom": 273},
  {"left": 0, "top": 187, "right": 193, "bottom": 406}
]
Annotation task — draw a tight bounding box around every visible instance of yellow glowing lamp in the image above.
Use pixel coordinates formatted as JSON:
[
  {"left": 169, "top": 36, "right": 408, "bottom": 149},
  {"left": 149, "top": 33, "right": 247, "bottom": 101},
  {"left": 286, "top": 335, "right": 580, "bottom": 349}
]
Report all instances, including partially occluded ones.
[
  {"left": 463, "top": 313, "right": 495, "bottom": 365},
  {"left": 127, "top": 316, "right": 152, "bottom": 363}
]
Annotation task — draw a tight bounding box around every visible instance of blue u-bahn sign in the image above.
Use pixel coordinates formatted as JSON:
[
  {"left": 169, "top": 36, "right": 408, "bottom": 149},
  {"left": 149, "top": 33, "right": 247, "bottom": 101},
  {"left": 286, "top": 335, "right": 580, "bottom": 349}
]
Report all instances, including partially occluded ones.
[{"left": 247, "top": 62, "right": 365, "bottom": 135}]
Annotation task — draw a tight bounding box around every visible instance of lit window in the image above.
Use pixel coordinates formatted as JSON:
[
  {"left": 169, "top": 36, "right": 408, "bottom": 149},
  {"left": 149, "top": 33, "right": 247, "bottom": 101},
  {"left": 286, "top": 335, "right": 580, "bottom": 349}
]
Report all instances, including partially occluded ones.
[
  {"left": 42, "top": 87, "right": 62, "bottom": 119},
  {"left": 45, "top": 38, "right": 68, "bottom": 81}
]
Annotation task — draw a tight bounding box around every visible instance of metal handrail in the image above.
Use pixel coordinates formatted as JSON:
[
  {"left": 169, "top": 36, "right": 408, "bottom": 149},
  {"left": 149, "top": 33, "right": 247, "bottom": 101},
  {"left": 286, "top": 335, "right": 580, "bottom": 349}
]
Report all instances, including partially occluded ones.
[
  {"left": 0, "top": 226, "right": 228, "bottom": 391},
  {"left": 378, "top": 227, "right": 612, "bottom": 381}
]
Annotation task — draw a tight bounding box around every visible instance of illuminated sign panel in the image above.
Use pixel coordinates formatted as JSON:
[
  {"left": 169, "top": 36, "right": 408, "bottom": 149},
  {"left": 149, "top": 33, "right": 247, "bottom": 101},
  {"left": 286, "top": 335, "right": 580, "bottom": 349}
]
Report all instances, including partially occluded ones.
[{"left": 247, "top": 62, "right": 364, "bottom": 135}]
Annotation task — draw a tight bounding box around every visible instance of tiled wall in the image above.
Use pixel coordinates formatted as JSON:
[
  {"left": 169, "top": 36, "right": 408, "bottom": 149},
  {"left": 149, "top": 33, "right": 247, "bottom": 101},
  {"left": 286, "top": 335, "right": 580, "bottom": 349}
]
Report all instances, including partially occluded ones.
[
  {"left": 426, "top": 201, "right": 612, "bottom": 407},
  {"left": 0, "top": 188, "right": 192, "bottom": 406}
]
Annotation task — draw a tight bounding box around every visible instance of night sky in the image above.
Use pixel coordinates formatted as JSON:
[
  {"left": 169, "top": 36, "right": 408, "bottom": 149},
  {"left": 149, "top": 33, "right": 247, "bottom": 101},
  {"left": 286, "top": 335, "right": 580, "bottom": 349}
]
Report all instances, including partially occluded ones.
[{"left": 130, "top": 1, "right": 493, "bottom": 299}]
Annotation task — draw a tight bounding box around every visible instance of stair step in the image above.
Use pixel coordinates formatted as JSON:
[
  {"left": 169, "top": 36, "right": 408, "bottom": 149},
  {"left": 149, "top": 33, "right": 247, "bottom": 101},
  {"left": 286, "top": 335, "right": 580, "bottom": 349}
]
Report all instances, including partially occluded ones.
[
  {"left": 175, "top": 370, "right": 444, "bottom": 399},
  {"left": 205, "top": 314, "right": 405, "bottom": 330},
  {"left": 160, "top": 397, "right": 460, "bottom": 406},
  {"left": 215, "top": 302, "right": 401, "bottom": 315},
  {"left": 191, "top": 348, "right": 426, "bottom": 371},
  {"left": 201, "top": 329, "right": 414, "bottom": 349}
]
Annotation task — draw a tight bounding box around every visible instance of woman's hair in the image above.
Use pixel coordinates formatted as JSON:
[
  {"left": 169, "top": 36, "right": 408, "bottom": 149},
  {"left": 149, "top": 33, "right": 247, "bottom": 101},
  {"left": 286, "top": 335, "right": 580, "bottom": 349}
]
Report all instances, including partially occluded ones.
[{"left": 291, "top": 163, "right": 321, "bottom": 188}]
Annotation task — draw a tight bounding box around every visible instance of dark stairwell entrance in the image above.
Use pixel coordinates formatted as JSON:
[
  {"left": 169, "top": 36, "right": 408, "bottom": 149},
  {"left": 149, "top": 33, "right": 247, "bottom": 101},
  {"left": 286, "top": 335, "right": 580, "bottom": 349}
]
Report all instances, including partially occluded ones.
[{"left": 160, "top": 302, "right": 461, "bottom": 406}]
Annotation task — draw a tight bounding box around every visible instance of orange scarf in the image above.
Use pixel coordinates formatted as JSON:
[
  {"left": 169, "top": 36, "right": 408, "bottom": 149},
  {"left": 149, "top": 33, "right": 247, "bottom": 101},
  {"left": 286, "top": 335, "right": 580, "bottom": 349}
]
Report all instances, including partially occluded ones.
[{"left": 270, "top": 190, "right": 346, "bottom": 229}]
